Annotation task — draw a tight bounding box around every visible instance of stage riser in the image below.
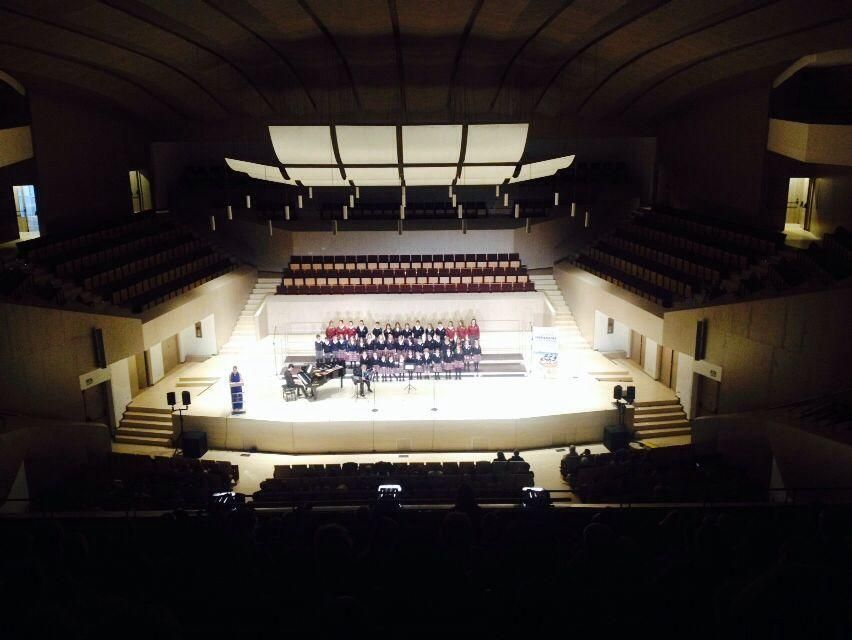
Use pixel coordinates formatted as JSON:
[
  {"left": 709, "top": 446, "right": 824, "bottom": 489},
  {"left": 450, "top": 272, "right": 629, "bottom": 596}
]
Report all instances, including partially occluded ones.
[
  {"left": 178, "top": 409, "right": 616, "bottom": 455},
  {"left": 264, "top": 292, "right": 549, "bottom": 337}
]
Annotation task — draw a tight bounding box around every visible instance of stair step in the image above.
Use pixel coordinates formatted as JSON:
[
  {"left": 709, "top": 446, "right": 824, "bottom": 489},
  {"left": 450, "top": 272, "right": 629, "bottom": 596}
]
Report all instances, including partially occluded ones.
[
  {"left": 117, "top": 426, "right": 174, "bottom": 437},
  {"left": 634, "top": 399, "right": 681, "bottom": 408},
  {"left": 634, "top": 426, "right": 691, "bottom": 439},
  {"left": 634, "top": 418, "right": 690, "bottom": 429},
  {"left": 122, "top": 411, "right": 172, "bottom": 423},
  {"left": 634, "top": 410, "right": 686, "bottom": 422},
  {"left": 115, "top": 434, "right": 173, "bottom": 446},
  {"left": 125, "top": 405, "right": 172, "bottom": 415},
  {"left": 120, "top": 418, "right": 174, "bottom": 430}
]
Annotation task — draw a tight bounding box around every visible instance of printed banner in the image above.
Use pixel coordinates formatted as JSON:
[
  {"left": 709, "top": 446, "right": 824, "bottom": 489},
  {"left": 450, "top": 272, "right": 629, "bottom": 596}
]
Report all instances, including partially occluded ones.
[{"left": 531, "top": 326, "right": 560, "bottom": 375}]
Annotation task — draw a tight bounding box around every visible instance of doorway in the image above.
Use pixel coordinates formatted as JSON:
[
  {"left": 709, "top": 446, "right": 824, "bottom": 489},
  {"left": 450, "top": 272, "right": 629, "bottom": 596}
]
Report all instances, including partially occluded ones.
[
  {"left": 129, "top": 170, "right": 152, "bottom": 213},
  {"left": 785, "top": 177, "right": 811, "bottom": 229},
  {"left": 694, "top": 374, "right": 720, "bottom": 417},
  {"left": 82, "top": 381, "right": 112, "bottom": 427},
  {"left": 12, "top": 184, "right": 39, "bottom": 239}
]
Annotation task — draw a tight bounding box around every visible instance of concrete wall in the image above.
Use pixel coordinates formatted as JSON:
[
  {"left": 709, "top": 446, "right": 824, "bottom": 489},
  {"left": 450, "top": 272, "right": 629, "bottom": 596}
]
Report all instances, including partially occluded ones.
[
  {"left": 147, "top": 342, "right": 164, "bottom": 385},
  {"left": 593, "top": 310, "right": 629, "bottom": 353},
  {"left": 655, "top": 83, "right": 773, "bottom": 228},
  {"left": 767, "top": 119, "right": 852, "bottom": 167},
  {"left": 675, "top": 351, "right": 695, "bottom": 418},
  {"left": 178, "top": 314, "right": 217, "bottom": 361},
  {"left": 0, "top": 303, "right": 143, "bottom": 420},
  {"left": 108, "top": 357, "right": 133, "bottom": 428},
  {"left": 140, "top": 266, "right": 255, "bottom": 350},
  {"left": 28, "top": 91, "right": 151, "bottom": 234},
  {"left": 553, "top": 262, "right": 664, "bottom": 345},
  {"left": 0, "top": 417, "right": 111, "bottom": 506},
  {"left": 662, "top": 287, "right": 852, "bottom": 414}
]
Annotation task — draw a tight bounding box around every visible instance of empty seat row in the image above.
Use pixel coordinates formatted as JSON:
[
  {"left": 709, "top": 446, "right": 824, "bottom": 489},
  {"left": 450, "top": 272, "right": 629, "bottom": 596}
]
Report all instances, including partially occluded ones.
[
  {"left": 18, "top": 216, "right": 157, "bottom": 261},
  {"left": 278, "top": 282, "right": 535, "bottom": 295},
  {"left": 55, "top": 227, "right": 183, "bottom": 277},
  {"left": 611, "top": 231, "right": 725, "bottom": 283},
  {"left": 631, "top": 220, "right": 750, "bottom": 270},
  {"left": 574, "top": 255, "right": 673, "bottom": 308},
  {"left": 289, "top": 253, "right": 522, "bottom": 271},
  {"left": 273, "top": 460, "right": 530, "bottom": 477},
  {"left": 282, "top": 268, "right": 529, "bottom": 286},
  {"left": 646, "top": 207, "right": 782, "bottom": 255},
  {"left": 83, "top": 238, "right": 205, "bottom": 290},
  {"left": 129, "top": 260, "right": 236, "bottom": 313},
  {"left": 588, "top": 244, "right": 699, "bottom": 298}
]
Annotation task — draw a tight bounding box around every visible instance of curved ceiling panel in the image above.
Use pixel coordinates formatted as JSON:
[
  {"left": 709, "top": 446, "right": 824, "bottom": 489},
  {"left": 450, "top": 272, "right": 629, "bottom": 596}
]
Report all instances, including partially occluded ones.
[{"left": 4, "top": 1, "right": 850, "bottom": 126}]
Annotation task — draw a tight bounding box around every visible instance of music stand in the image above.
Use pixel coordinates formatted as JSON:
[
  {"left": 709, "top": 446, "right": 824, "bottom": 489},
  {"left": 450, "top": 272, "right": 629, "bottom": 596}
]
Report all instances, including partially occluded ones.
[{"left": 403, "top": 364, "right": 416, "bottom": 393}]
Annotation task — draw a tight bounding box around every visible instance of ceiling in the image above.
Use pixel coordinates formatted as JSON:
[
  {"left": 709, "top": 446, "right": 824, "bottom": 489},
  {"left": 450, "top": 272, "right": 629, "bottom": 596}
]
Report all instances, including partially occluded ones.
[{"left": 1, "top": 0, "right": 852, "bottom": 129}]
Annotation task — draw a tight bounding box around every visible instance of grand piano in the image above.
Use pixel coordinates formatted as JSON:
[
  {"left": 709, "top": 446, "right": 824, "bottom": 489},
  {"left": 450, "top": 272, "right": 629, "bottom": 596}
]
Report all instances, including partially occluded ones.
[{"left": 282, "top": 363, "right": 344, "bottom": 401}]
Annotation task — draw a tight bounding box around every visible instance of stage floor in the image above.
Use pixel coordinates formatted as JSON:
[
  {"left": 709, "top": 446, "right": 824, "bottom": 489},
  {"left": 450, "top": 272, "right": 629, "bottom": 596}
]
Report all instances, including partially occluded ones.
[{"left": 129, "top": 334, "right": 677, "bottom": 454}]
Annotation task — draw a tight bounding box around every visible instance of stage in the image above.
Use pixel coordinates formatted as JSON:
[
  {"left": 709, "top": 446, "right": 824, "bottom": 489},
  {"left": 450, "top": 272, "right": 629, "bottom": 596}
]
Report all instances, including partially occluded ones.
[{"left": 124, "top": 332, "right": 672, "bottom": 454}]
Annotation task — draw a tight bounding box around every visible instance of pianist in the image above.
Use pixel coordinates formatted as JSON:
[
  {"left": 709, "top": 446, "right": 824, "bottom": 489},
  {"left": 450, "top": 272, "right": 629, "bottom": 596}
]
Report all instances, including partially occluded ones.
[{"left": 283, "top": 364, "right": 306, "bottom": 398}]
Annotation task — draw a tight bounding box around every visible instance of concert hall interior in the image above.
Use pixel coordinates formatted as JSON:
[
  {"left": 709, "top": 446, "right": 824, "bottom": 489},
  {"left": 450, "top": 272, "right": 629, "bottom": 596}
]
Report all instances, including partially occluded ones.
[{"left": 1, "top": 1, "right": 852, "bottom": 636}]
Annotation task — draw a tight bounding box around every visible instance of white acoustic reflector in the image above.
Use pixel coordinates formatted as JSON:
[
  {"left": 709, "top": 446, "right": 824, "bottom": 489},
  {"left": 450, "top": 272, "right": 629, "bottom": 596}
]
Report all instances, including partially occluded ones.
[
  {"left": 225, "top": 158, "right": 290, "bottom": 184},
  {"left": 345, "top": 166, "right": 400, "bottom": 186},
  {"left": 349, "top": 194, "right": 354, "bottom": 208},
  {"left": 400, "top": 205, "right": 405, "bottom": 220},
  {"left": 355, "top": 186, "right": 360, "bottom": 198},
  {"left": 464, "top": 123, "right": 528, "bottom": 163},
  {"left": 333, "top": 220, "right": 338, "bottom": 235},
  {"left": 336, "top": 125, "right": 397, "bottom": 164},
  {"left": 287, "top": 167, "right": 347, "bottom": 186},
  {"left": 448, "top": 185, "right": 453, "bottom": 197},
  {"left": 401, "top": 186, "right": 406, "bottom": 206},
  {"left": 503, "top": 193, "right": 509, "bottom": 207},
  {"left": 495, "top": 185, "right": 500, "bottom": 196},
  {"left": 571, "top": 202, "right": 576, "bottom": 217},
  {"left": 402, "top": 166, "right": 457, "bottom": 186},
  {"left": 514, "top": 203, "right": 520, "bottom": 219},
  {"left": 459, "top": 165, "right": 515, "bottom": 185},
  {"left": 584, "top": 211, "right": 590, "bottom": 228},
  {"left": 457, "top": 204, "right": 463, "bottom": 219},
  {"left": 451, "top": 193, "right": 456, "bottom": 207},
  {"left": 298, "top": 195, "right": 303, "bottom": 209},
  {"left": 343, "top": 205, "right": 348, "bottom": 220},
  {"left": 209, "top": 215, "right": 216, "bottom": 231},
  {"left": 509, "top": 155, "right": 575, "bottom": 183},
  {"left": 284, "top": 205, "right": 290, "bottom": 221},
  {"left": 402, "top": 125, "right": 463, "bottom": 163},
  {"left": 269, "top": 125, "right": 335, "bottom": 164},
  {"left": 268, "top": 220, "right": 273, "bottom": 236},
  {"left": 526, "top": 219, "right": 531, "bottom": 234},
  {"left": 246, "top": 195, "right": 251, "bottom": 209},
  {"left": 226, "top": 205, "right": 233, "bottom": 220},
  {"left": 308, "top": 187, "right": 313, "bottom": 198},
  {"left": 554, "top": 192, "right": 559, "bottom": 206}
]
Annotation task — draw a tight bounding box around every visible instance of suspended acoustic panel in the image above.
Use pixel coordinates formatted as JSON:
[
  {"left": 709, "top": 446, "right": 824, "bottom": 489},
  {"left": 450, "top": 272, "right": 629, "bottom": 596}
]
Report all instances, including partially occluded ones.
[
  {"left": 336, "top": 125, "right": 397, "bottom": 164},
  {"left": 287, "top": 166, "right": 348, "bottom": 186},
  {"left": 226, "top": 158, "right": 291, "bottom": 183},
  {"left": 402, "top": 125, "right": 463, "bottom": 163},
  {"left": 346, "top": 166, "right": 401, "bottom": 186},
  {"left": 269, "top": 125, "right": 335, "bottom": 164},
  {"left": 459, "top": 164, "right": 514, "bottom": 185},
  {"left": 509, "top": 155, "right": 576, "bottom": 183},
  {"left": 464, "top": 123, "right": 529, "bottom": 163},
  {"left": 403, "top": 165, "right": 458, "bottom": 185}
]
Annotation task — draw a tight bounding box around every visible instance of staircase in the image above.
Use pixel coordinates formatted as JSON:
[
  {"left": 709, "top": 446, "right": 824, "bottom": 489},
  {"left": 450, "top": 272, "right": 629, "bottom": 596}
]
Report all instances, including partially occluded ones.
[
  {"left": 115, "top": 406, "right": 175, "bottom": 447},
  {"left": 528, "top": 272, "right": 589, "bottom": 351},
  {"left": 219, "top": 276, "right": 278, "bottom": 355},
  {"left": 631, "top": 398, "right": 691, "bottom": 440}
]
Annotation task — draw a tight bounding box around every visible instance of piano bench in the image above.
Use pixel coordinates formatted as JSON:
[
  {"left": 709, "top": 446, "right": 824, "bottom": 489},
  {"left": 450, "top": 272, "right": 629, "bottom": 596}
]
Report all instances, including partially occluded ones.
[{"left": 283, "top": 386, "right": 298, "bottom": 402}]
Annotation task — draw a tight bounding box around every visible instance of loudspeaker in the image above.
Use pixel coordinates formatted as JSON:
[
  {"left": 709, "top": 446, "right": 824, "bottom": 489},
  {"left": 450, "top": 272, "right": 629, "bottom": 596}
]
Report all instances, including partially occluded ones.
[
  {"left": 182, "top": 390, "right": 191, "bottom": 406},
  {"left": 182, "top": 431, "right": 207, "bottom": 459},
  {"left": 93, "top": 328, "right": 107, "bottom": 368},
  {"left": 613, "top": 384, "right": 623, "bottom": 400},
  {"left": 625, "top": 386, "right": 636, "bottom": 404},
  {"left": 695, "top": 319, "right": 708, "bottom": 361},
  {"left": 603, "top": 424, "right": 630, "bottom": 452},
  {"left": 166, "top": 391, "right": 176, "bottom": 406}
]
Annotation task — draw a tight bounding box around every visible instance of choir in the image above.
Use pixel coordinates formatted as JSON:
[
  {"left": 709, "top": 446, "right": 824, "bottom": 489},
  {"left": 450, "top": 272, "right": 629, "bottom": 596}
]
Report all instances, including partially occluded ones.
[{"left": 316, "top": 318, "right": 483, "bottom": 382}]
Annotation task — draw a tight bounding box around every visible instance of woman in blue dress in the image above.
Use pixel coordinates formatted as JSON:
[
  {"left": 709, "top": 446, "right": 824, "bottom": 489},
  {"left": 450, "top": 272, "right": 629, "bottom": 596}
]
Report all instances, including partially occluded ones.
[{"left": 229, "top": 365, "right": 244, "bottom": 413}]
